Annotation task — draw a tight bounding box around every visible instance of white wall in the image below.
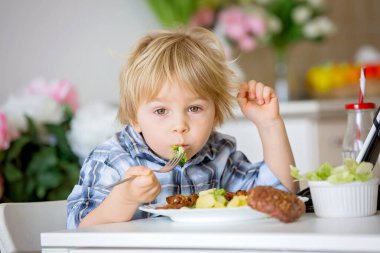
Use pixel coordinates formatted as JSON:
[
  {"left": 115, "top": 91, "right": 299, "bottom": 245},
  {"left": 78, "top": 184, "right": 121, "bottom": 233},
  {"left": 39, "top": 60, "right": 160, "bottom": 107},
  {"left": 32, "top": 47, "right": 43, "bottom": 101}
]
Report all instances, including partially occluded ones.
[{"left": 0, "top": 0, "right": 160, "bottom": 105}]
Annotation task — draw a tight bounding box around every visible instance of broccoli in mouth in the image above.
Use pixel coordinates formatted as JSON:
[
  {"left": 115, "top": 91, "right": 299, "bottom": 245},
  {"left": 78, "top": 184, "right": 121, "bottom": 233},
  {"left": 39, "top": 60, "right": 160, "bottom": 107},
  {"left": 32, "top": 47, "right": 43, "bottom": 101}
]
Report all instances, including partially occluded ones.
[{"left": 172, "top": 145, "right": 187, "bottom": 166}]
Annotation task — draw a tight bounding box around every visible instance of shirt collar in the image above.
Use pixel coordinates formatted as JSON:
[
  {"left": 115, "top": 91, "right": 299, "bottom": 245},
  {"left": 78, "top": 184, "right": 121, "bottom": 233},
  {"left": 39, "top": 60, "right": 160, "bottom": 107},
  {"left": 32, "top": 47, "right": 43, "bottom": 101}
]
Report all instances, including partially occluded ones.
[
  {"left": 119, "top": 125, "right": 165, "bottom": 165},
  {"left": 188, "top": 133, "right": 217, "bottom": 166}
]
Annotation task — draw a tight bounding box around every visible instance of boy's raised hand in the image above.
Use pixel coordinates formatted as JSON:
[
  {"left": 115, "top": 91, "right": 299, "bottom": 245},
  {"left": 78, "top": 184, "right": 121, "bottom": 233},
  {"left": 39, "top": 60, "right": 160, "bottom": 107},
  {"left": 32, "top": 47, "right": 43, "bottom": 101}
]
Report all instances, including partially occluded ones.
[{"left": 237, "top": 80, "right": 280, "bottom": 127}]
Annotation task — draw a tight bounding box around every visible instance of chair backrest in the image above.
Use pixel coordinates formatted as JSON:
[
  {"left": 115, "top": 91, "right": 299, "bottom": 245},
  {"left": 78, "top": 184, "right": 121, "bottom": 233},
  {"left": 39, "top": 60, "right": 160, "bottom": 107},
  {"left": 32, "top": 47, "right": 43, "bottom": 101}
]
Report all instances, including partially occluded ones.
[{"left": 0, "top": 200, "right": 67, "bottom": 253}]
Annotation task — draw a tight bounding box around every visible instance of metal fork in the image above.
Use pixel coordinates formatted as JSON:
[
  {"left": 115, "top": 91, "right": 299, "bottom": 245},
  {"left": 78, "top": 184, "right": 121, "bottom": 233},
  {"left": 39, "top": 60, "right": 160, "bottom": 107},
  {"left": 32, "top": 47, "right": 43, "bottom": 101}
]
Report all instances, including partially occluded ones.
[{"left": 99, "top": 152, "right": 185, "bottom": 190}]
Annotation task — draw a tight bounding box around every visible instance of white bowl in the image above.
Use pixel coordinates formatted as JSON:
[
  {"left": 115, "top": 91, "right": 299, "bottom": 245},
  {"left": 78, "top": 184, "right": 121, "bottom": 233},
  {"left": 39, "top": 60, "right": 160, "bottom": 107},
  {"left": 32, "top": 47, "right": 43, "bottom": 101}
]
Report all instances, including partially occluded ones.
[{"left": 308, "top": 177, "right": 379, "bottom": 218}]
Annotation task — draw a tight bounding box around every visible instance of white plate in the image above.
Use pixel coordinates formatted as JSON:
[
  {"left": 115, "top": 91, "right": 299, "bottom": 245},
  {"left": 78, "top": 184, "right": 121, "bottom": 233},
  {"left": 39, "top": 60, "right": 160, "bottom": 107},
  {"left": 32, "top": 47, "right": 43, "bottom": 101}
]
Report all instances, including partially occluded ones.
[{"left": 139, "top": 204, "right": 269, "bottom": 223}]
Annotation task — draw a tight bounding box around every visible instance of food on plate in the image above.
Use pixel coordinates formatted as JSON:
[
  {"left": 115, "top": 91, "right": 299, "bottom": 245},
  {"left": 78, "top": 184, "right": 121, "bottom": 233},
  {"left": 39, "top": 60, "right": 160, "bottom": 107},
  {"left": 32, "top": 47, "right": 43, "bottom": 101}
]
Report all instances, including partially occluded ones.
[
  {"left": 247, "top": 186, "right": 305, "bottom": 223},
  {"left": 291, "top": 158, "right": 374, "bottom": 184},
  {"left": 156, "top": 187, "right": 305, "bottom": 223},
  {"left": 156, "top": 188, "right": 248, "bottom": 209},
  {"left": 156, "top": 193, "right": 198, "bottom": 209},
  {"left": 172, "top": 145, "right": 188, "bottom": 166},
  {"left": 224, "top": 189, "right": 248, "bottom": 201},
  {"left": 226, "top": 195, "right": 248, "bottom": 208},
  {"left": 195, "top": 188, "right": 248, "bottom": 208}
]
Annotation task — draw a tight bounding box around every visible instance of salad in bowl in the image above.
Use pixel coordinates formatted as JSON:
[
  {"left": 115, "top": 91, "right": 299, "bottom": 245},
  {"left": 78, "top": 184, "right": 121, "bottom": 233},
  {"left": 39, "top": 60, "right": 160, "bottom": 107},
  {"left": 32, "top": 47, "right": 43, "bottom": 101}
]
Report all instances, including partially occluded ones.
[{"left": 291, "top": 159, "right": 379, "bottom": 218}]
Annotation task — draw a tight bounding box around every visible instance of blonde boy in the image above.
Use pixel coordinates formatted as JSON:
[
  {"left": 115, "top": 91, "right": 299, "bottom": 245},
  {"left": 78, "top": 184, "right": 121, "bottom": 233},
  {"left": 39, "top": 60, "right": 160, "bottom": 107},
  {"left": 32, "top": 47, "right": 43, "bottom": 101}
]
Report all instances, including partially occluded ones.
[{"left": 67, "top": 27, "right": 297, "bottom": 229}]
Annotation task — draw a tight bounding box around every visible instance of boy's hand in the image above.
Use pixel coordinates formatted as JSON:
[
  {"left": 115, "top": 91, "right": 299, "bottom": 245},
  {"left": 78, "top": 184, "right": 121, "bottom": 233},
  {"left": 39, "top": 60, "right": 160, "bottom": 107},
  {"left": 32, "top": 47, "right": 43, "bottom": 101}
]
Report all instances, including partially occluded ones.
[
  {"left": 109, "top": 166, "right": 161, "bottom": 206},
  {"left": 80, "top": 167, "right": 161, "bottom": 226},
  {"left": 237, "top": 80, "right": 280, "bottom": 128}
]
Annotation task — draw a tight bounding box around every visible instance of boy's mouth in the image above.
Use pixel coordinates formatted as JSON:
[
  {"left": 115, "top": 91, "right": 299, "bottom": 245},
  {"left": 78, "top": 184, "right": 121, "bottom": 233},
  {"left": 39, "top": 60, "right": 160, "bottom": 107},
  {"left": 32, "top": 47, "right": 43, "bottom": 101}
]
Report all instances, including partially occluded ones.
[{"left": 175, "top": 144, "right": 189, "bottom": 149}]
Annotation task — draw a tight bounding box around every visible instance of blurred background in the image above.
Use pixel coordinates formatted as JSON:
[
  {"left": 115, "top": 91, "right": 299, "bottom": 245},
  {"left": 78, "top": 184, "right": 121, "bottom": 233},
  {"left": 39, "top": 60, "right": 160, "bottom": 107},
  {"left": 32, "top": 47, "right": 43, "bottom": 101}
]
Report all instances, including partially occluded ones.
[{"left": 1, "top": 0, "right": 379, "bottom": 104}]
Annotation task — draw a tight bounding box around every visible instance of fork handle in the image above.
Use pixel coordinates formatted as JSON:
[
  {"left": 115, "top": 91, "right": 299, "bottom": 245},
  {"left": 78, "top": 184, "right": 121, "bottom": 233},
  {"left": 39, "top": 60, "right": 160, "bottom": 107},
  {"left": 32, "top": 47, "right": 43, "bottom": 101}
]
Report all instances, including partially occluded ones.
[{"left": 101, "top": 175, "right": 137, "bottom": 190}]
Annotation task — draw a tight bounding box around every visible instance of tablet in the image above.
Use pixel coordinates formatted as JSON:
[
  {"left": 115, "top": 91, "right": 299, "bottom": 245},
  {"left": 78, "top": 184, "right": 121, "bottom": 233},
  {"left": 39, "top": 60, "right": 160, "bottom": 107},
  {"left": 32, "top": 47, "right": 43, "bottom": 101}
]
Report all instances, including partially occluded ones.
[{"left": 356, "top": 106, "right": 380, "bottom": 165}]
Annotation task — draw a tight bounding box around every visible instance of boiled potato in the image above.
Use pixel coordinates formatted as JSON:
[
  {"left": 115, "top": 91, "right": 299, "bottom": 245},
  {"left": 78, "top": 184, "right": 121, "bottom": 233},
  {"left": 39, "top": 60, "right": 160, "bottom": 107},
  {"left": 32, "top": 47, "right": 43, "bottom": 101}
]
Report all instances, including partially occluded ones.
[
  {"left": 213, "top": 201, "right": 226, "bottom": 208},
  {"left": 195, "top": 188, "right": 246, "bottom": 209},
  {"left": 195, "top": 193, "right": 215, "bottom": 208},
  {"left": 226, "top": 195, "right": 248, "bottom": 208}
]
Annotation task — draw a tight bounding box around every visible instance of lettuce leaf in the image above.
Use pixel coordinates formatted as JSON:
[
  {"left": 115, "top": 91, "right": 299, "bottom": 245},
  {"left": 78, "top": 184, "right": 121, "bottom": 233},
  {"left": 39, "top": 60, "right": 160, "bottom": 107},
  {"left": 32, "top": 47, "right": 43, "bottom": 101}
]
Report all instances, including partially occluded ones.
[{"left": 291, "top": 158, "right": 374, "bottom": 184}]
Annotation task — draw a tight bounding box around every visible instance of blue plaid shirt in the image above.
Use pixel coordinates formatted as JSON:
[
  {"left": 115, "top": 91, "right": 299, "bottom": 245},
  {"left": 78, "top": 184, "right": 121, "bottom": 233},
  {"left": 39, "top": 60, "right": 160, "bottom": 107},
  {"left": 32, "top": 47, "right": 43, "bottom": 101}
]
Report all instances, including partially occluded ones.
[{"left": 67, "top": 125, "right": 286, "bottom": 229}]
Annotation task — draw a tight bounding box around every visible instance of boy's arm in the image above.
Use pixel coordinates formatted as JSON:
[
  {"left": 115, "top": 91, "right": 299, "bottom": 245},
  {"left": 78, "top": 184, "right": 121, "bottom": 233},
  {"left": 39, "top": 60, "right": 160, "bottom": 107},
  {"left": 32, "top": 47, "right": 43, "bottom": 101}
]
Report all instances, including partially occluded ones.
[
  {"left": 79, "top": 166, "right": 161, "bottom": 227},
  {"left": 237, "top": 80, "right": 298, "bottom": 193},
  {"left": 256, "top": 118, "right": 298, "bottom": 193},
  {"left": 78, "top": 189, "right": 138, "bottom": 227}
]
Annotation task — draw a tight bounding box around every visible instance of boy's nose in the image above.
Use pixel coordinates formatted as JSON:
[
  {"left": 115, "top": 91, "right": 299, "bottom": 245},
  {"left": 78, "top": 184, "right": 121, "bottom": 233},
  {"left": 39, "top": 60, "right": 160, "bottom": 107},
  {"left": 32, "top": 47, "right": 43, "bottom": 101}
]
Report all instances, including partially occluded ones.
[
  {"left": 171, "top": 115, "right": 189, "bottom": 134},
  {"left": 173, "top": 125, "right": 188, "bottom": 134}
]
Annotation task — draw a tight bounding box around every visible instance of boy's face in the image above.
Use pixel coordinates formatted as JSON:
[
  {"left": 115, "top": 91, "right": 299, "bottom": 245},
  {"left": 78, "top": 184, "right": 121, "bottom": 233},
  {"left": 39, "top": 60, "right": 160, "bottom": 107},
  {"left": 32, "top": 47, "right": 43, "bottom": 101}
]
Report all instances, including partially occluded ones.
[{"left": 132, "top": 80, "right": 216, "bottom": 161}]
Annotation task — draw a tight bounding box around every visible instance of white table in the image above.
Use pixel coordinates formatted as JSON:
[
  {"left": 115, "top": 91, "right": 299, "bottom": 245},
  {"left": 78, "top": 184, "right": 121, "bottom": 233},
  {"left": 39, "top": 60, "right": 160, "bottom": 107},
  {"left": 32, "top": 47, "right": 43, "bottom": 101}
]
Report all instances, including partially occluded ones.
[{"left": 41, "top": 213, "right": 380, "bottom": 253}]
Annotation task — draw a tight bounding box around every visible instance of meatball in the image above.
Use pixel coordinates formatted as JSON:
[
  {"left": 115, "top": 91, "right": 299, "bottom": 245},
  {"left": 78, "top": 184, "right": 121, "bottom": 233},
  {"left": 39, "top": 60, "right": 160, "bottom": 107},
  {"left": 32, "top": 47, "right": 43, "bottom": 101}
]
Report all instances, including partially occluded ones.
[{"left": 247, "top": 186, "right": 305, "bottom": 223}]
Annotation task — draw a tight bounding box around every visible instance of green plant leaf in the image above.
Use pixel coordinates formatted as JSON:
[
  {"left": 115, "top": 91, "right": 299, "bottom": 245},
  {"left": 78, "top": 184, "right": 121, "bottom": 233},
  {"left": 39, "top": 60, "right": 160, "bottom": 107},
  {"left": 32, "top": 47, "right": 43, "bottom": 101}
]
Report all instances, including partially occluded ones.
[
  {"left": 6, "top": 180, "right": 28, "bottom": 202},
  {"left": 25, "top": 179, "right": 37, "bottom": 196},
  {"left": 59, "top": 160, "right": 80, "bottom": 181},
  {"left": 45, "top": 123, "right": 75, "bottom": 159},
  {"left": 47, "top": 184, "right": 72, "bottom": 200},
  {"left": 25, "top": 115, "right": 39, "bottom": 142},
  {"left": 62, "top": 105, "right": 74, "bottom": 126},
  {"left": 4, "top": 163, "right": 23, "bottom": 182},
  {"left": 26, "top": 147, "right": 57, "bottom": 175},
  {"left": 36, "top": 184, "right": 47, "bottom": 199},
  {"left": 0, "top": 151, "right": 5, "bottom": 163},
  {"left": 6, "top": 135, "right": 31, "bottom": 162},
  {"left": 36, "top": 170, "right": 64, "bottom": 189},
  {"left": 146, "top": 0, "right": 198, "bottom": 27}
]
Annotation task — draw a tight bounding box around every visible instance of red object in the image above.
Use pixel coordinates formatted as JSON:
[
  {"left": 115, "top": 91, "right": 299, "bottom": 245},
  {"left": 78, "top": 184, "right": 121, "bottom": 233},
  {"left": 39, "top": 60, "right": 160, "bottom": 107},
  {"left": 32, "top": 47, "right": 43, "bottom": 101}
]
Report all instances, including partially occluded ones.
[
  {"left": 345, "top": 102, "right": 376, "bottom": 110},
  {"left": 359, "top": 94, "right": 364, "bottom": 104},
  {"left": 364, "top": 64, "right": 380, "bottom": 79}
]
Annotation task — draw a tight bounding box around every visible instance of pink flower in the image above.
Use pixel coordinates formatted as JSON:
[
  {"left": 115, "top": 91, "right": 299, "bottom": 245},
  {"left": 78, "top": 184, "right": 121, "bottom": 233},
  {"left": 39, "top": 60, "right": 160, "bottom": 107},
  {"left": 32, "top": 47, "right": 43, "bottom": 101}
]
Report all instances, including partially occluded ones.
[
  {"left": 245, "top": 16, "right": 266, "bottom": 36},
  {"left": 218, "top": 7, "right": 264, "bottom": 52},
  {"left": 219, "top": 7, "right": 246, "bottom": 40},
  {"left": 25, "top": 78, "right": 79, "bottom": 112},
  {"left": 50, "top": 80, "right": 79, "bottom": 112},
  {"left": 219, "top": 7, "right": 245, "bottom": 25},
  {"left": 0, "top": 112, "right": 10, "bottom": 151},
  {"left": 190, "top": 8, "right": 215, "bottom": 27},
  {"left": 238, "top": 36, "right": 257, "bottom": 52},
  {"left": 24, "top": 78, "right": 51, "bottom": 97}
]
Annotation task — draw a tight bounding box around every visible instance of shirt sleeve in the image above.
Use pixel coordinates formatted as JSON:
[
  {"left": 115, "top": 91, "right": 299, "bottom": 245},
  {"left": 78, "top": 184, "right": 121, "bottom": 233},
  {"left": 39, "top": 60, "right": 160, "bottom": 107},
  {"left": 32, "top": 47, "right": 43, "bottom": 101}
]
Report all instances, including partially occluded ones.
[
  {"left": 66, "top": 159, "right": 112, "bottom": 229},
  {"left": 66, "top": 135, "right": 147, "bottom": 229},
  {"left": 218, "top": 138, "right": 287, "bottom": 192},
  {"left": 255, "top": 162, "right": 288, "bottom": 191}
]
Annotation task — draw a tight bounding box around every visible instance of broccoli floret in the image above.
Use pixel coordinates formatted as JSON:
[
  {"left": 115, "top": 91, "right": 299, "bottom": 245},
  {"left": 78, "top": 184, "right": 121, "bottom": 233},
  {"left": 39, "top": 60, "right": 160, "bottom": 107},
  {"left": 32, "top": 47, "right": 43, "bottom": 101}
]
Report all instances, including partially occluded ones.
[{"left": 172, "top": 145, "right": 187, "bottom": 166}]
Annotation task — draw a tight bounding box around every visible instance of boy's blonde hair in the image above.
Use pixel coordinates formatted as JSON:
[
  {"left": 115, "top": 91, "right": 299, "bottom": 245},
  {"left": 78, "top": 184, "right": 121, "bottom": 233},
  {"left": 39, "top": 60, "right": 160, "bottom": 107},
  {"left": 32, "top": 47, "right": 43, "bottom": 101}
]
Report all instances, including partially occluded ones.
[{"left": 118, "top": 26, "right": 235, "bottom": 127}]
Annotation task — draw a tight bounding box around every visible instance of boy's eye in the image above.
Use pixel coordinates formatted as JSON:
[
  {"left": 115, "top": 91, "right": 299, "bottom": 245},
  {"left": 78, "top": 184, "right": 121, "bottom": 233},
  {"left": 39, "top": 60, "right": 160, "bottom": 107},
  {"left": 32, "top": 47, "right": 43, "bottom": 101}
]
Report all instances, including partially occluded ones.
[
  {"left": 188, "top": 106, "right": 201, "bottom": 113},
  {"left": 154, "top": 108, "right": 167, "bottom": 115}
]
